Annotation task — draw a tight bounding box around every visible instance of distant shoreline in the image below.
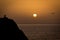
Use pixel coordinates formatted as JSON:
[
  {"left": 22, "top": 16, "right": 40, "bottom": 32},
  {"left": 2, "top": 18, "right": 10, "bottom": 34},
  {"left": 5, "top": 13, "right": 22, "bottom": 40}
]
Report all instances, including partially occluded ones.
[{"left": 17, "top": 24, "right": 60, "bottom": 25}]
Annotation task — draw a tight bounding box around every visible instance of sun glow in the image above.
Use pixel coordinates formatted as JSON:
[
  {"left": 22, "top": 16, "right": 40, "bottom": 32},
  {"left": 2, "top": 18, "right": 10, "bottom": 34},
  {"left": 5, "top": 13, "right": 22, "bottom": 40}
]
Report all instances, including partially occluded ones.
[{"left": 33, "top": 14, "right": 37, "bottom": 17}]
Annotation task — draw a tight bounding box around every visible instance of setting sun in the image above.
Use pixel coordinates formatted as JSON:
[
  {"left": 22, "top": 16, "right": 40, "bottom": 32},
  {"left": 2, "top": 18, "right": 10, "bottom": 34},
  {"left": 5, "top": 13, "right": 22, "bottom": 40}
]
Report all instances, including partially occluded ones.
[{"left": 33, "top": 14, "right": 37, "bottom": 17}]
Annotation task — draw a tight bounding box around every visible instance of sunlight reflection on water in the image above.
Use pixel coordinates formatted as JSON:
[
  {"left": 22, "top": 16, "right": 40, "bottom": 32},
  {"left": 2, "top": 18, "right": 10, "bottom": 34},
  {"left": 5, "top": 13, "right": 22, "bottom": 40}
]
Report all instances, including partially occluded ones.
[{"left": 18, "top": 24, "right": 60, "bottom": 40}]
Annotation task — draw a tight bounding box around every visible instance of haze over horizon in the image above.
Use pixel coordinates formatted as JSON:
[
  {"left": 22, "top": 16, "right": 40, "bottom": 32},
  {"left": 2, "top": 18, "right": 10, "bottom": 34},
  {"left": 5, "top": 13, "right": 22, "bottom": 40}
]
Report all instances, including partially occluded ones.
[{"left": 0, "top": 0, "right": 60, "bottom": 24}]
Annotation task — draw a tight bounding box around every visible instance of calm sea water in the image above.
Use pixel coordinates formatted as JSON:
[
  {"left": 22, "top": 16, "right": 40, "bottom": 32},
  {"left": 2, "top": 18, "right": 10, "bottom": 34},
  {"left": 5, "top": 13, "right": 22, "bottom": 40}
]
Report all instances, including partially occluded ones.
[{"left": 18, "top": 24, "right": 60, "bottom": 40}]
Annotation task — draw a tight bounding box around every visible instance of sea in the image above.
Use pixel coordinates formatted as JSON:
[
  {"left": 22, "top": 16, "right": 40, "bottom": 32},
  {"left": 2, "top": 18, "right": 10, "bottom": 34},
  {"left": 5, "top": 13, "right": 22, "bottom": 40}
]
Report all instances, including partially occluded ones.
[{"left": 17, "top": 24, "right": 60, "bottom": 40}]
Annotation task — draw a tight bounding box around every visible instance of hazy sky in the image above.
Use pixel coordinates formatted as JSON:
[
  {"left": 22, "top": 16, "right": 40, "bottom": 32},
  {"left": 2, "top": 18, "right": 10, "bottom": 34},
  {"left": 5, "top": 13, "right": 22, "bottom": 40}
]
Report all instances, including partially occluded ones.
[{"left": 0, "top": 0, "right": 60, "bottom": 24}]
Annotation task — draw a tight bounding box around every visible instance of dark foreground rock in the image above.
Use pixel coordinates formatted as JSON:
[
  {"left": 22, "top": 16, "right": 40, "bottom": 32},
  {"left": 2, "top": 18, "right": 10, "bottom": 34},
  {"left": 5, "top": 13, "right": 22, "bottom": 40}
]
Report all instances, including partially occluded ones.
[{"left": 0, "top": 16, "right": 28, "bottom": 40}]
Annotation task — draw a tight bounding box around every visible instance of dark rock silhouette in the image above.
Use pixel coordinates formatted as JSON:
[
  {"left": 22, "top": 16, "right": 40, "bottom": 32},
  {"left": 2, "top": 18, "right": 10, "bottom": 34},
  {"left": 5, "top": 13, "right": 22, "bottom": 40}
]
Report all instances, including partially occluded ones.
[{"left": 0, "top": 15, "right": 28, "bottom": 40}]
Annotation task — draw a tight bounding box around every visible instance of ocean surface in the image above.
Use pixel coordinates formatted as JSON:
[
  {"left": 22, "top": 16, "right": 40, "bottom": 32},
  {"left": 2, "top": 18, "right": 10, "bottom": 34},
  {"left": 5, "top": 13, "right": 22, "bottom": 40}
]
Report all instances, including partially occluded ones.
[{"left": 18, "top": 24, "right": 60, "bottom": 40}]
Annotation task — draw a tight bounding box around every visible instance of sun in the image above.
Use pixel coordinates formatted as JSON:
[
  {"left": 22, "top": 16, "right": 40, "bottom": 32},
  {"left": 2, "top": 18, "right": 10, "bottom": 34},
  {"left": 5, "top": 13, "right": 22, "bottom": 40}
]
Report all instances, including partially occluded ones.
[{"left": 33, "top": 14, "right": 37, "bottom": 17}]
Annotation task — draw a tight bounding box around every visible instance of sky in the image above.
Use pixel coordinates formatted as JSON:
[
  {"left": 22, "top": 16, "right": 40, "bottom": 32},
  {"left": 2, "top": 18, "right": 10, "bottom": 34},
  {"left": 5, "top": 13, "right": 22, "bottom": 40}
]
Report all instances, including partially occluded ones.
[{"left": 0, "top": 0, "right": 60, "bottom": 24}]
